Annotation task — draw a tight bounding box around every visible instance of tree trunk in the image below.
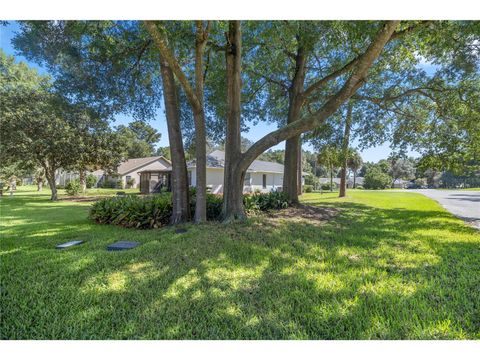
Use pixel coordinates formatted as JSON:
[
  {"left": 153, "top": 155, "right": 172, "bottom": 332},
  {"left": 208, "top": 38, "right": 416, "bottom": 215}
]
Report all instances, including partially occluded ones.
[
  {"left": 339, "top": 101, "right": 353, "bottom": 198},
  {"left": 192, "top": 110, "right": 207, "bottom": 222},
  {"left": 353, "top": 170, "right": 357, "bottom": 189},
  {"left": 44, "top": 167, "right": 58, "bottom": 201},
  {"left": 37, "top": 179, "right": 43, "bottom": 192},
  {"left": 79, "top": 169, "right": 87, "bottom": 193},
  {"left": 330, "top": 167, "right": 334, "bottom": 192},
  {"left": 192, "top": 21, "right": 210, "bottom": 223},
  {"left": 159, "top": 54, "right": 190, "bottom": 224},
  {"left": 144, "top": 20, "right": 209, "bottom": 223},
  {"left": 284, "top": 136, "right": 300, "bottom": 201},
  {"left": 283, "top": 45, "right": 307, "bottom": 203},
  {"left": 222, "top": 21, "right": 246, "bottom": 222},
  {"left": 297, "top": 140, "right": 302, "bottom": 195}
]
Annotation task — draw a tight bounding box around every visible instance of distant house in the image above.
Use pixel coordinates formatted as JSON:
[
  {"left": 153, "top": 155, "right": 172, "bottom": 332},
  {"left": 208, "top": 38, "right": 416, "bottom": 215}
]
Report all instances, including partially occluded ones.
[
  {"left": 392, "top": 179, "right": 409, "bottom": 189},
  {"left": 54, "top": 156, "right": 171, "bottom": 190},
  {"left": 318, "top": 176, "right": 364, "bottom": 188}
]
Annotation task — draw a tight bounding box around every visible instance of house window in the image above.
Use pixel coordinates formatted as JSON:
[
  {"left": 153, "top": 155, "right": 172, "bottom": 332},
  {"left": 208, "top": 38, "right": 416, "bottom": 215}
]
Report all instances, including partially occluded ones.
[
  {"left": 126, "top": 175, "right": 131, "bottom": 182},
  {"left": 262, "top": 174, "right": 267, "bottom": 189},
  {"left": 244, "top": 172, "right": 251, "bottom": 185},
  {"left": 188, "top": 171, "right": 192, "bottom": 186}
]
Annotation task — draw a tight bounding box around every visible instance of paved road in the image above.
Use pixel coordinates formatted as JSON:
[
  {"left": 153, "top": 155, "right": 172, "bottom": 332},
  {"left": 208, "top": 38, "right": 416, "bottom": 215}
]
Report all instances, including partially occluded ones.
[{"left": 409, "top": 189, "right": 480, "bottom": 229}]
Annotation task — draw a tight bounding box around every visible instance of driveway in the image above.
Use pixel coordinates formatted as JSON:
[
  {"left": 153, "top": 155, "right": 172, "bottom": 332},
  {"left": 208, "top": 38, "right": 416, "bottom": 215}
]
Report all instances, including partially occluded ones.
[{"left": 409, "top": 189, "right": 480, "bottom": 229}]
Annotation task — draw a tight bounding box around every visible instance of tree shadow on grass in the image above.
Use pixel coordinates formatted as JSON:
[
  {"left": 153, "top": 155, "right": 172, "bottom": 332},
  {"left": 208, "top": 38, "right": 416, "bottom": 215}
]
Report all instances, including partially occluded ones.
[{"left": 1, "top": 196, "right": 479, "bottom": 339}]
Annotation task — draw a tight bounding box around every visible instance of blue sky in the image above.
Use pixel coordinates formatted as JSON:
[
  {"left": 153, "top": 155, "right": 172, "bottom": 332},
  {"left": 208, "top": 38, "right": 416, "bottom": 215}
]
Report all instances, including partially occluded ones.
[{"left": 1, "top": 21, "right": 419, "bottom": 162}]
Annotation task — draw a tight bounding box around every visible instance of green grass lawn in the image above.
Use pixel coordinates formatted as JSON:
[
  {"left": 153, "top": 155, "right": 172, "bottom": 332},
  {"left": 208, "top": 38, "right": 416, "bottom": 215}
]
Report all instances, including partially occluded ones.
[{"left": 1, "top": 187, "right": 479, "bottom": 339}]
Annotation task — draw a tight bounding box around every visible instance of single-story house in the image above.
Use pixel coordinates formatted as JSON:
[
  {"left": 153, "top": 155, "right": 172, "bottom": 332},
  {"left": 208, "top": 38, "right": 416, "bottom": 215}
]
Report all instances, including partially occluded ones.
[
  {"left": 318, "top": 176, "right": 364, "bottom": 188},
  {"left": 112, "top": 156, "right": 172, "bottom": 192},
  {"left": 392, "top": 179, "right": 409, "bottom": 189},
  {"left": 54, "top": 150, "right": 302, "bottom": 194},
  {"left": 187, "top": 150, "right": 288, "bottom": 194},
  {"left": 54, "top": 156, "right": 172, "bottom": 191}
]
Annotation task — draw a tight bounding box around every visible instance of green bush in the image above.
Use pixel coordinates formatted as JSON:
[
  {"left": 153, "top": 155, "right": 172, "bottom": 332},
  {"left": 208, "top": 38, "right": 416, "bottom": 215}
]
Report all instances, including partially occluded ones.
[
  {"left": 90, "top": 191, "right": 292, "bottom": 229},
  {"left": 101, "top": 180, "right": 117, "bottom": 188},
  {"left": 355, "top": 185, "right": 364, "bottom": 190},
  {"left": 321, "top": 184, "right": 332, "bottom": 191},
  {"left": 189, "top": 193, "right": 223, "bottom": 221},
  {"left": 244, "top": 191, "right": 290, "bottom": 213},
  {"left": 86, "top": 174, "right": 98, "bottom": 189},
  {"left": 117, "top": 179, "right": 124, "bottom": 189},
  {"left": 90, "top": 194, "right": 172, "bottom": 229},
  {"left": 304, "top": 185, "right": 313, "bottom": 193},
  {"left": 65, "top": 179, "right": 81, "bottom": 196},
  {"left": 364, "top": 167, "right": 392, "bottom": 190}
]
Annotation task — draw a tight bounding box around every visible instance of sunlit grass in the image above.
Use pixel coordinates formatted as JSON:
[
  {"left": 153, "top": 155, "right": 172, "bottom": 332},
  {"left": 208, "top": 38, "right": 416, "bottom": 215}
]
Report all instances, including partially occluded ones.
[{"left": 1, "top": 188, "right": 479, "bottom": 339}]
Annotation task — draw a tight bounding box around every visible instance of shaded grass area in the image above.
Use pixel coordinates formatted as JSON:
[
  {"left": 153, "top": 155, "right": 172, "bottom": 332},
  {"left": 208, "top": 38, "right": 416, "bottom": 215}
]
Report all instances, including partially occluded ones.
[{"left": 1, "top": 188, "right": 479, "bottom": 339}]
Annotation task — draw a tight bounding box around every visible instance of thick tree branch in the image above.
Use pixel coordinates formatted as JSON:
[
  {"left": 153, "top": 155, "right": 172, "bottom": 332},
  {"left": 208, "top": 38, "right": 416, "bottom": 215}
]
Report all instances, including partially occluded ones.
[
  {"left": 239, "top": 21, "right": 401, "bottom": 170},
  {"left": 302, "top": 21, "right": 432, "bottom": 100},
  {"left": 353, "top": 85, "right": 451, "bottom": 104}
]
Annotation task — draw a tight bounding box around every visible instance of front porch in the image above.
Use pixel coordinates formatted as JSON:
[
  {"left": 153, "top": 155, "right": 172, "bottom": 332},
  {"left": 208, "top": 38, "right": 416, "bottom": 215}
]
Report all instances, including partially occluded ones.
[{"left": 139, "top": 170, "right": 172, "bottom": 194}]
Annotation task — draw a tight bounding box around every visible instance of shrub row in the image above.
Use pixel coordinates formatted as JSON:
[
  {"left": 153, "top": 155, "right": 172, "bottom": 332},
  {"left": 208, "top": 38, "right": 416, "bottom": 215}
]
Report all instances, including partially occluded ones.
[
  {"left": 89, "top": 191, "right": 291, "bottom": 229},
  {"left": 90, "top": 194, "right": 173, "bottom": 229}
]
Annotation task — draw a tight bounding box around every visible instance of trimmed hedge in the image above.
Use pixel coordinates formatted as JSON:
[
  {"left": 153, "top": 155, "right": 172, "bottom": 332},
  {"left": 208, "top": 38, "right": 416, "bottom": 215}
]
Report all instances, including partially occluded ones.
[{"left": 90, "top": 191, "right": 291, "bottom": 229}]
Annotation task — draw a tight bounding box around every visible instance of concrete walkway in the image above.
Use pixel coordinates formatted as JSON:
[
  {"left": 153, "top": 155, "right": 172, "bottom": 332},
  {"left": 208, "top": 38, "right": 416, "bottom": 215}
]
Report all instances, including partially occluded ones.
[{"left": 409, "top": 189, "right": 480, "bottom": 229}]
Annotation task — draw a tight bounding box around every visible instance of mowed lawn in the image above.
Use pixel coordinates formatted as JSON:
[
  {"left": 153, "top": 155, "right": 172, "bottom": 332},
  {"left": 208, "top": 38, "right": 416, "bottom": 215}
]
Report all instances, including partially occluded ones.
[{"left": 1, "top": 187, "right": 479, "bottom": 339}]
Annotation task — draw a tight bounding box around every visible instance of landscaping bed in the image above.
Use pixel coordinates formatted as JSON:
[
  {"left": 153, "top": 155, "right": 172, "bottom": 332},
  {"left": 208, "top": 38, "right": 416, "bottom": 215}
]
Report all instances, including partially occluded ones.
[{"left": 89, "top": 191, "right": 291, "bottom": 229}]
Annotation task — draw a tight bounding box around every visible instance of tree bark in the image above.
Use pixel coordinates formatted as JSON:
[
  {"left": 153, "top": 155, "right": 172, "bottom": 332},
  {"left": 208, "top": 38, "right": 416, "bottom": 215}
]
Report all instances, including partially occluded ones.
[
  {"left": 297, "top": 140, "right": 302, "bottom": 195},
  {"left": 37, "top": 178, "right": 43, "bottom": 192},
  {"left": 191, "top": 21, "right": 210, "bottom": 223},
  {"left": 79, "top": 169, "right": 87, "bottom": 193},
  {"left": 44, "top": 165, "right": 58, "bottom": 201},
  {"left": 222, "top": 21, "right": 246, "bottom": 221},
  {"left": 283, "top": 45, "right": 307, "bottom": 203},
  {"left": 353, "top": 170, "right": 357, "bottom": 189},
  {"left": 339, "top": 101, "right": 353, "bottom": 197},
  {"left": 144, "top": 20, "right": 209, "bottom": 223},
  {"left": 159, "top": 54, "right": 190, "bottom": 224},
  {"left": 330, "top": 166, "right": 334, "bottom": 192}
]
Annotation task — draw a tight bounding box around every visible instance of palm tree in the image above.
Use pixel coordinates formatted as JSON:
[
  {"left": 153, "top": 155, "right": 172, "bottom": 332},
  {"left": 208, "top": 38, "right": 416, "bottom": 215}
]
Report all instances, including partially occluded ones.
[
  {"left": 347, "top": 150, "right": 363, "bottom": 188},
  {"left": 317, "top": 145, "right": 341, "bottom": 192}
]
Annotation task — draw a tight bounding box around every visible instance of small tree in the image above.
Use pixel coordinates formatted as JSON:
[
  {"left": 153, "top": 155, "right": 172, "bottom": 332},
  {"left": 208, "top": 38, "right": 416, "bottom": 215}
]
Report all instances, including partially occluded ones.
[
  {"left": 116, "top": 121, "right": 161, "bottom": 159},
  {"left": 364, "top": 166, "right": 392, "bottom": 189},
  {"left": 388, "top": 157, "right": 416, "bottom": 188},
  {"left": 347, "top": 150, "right": 363, "bottom": 189},
  {"left": 86, "top": 174, "right": 98, "bottom": 189},
  {"left": 1, "top": 51, "right": 82, "bottom": 200}
]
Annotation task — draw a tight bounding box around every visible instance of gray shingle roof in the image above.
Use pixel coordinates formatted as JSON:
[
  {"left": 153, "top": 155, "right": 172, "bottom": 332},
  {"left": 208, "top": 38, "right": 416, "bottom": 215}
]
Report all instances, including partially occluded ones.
[{"left": 117, "top": 156, "right": 171, "bottom": 175}]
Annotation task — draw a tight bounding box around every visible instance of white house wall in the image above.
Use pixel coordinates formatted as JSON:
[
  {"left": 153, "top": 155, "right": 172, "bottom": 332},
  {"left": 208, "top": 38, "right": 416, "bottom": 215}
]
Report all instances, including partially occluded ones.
[
  {"left": 189, "top": 167, "right": 284, "bottom": 194},
  {"left": 249, "top": 172, "right": 283, "bottom": 192}
]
